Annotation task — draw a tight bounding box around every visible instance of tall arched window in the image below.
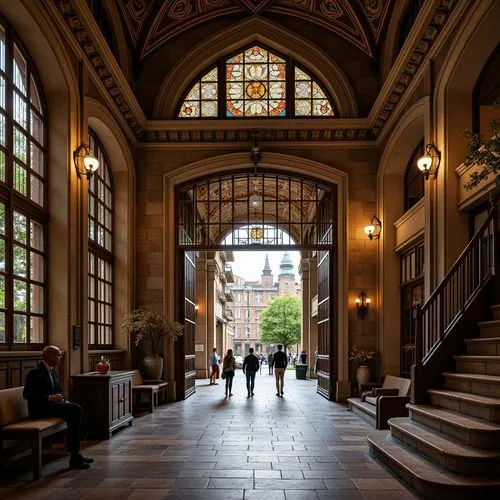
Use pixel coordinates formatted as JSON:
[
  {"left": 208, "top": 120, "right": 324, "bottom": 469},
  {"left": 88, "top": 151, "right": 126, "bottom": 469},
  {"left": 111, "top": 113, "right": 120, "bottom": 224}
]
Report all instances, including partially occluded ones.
[
  {"left": 0, "top": 19, "right": 48, "bottom": 349},
  {"left": 473, "top": 43, "right": 500, "bottom": 135},
  {"left": 404, "top": 140, "right": 424, "bottom": 212},
  {"left": 88, "top": 129, "right": 114, "bottom": 348},
  {"left": 178, "top": 44, "right": 335, "bottom": 118}
]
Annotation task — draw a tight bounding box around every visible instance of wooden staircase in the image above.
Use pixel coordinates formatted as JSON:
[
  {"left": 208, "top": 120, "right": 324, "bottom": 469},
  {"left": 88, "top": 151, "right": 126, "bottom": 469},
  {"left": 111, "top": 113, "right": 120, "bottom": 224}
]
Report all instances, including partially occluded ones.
[{"left": 368, "top": 204, "right": 500, "bottom": 499}]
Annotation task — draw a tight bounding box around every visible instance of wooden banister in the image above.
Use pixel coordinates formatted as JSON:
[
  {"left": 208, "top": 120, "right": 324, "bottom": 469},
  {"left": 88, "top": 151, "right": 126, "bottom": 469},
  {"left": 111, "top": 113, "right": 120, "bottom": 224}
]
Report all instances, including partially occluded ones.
[{"left": 412, "top": 202, "right": 498, "bottom": 403}]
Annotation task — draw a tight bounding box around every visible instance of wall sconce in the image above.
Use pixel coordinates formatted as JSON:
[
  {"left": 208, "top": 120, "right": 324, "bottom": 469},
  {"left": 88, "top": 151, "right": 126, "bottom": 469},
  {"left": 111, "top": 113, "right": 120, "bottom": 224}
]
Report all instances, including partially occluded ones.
[
  {"left": 364, "top": 215, "right": 381, "bottom": 240},
  {"left": 194, "top": 304, "right": 199, "bottom": 315},
  {"left": 417, "top": 143, "right": 441, "bottom": 180},
  {"left": 73, "top": 142, "right": 99, "bottom": 180},
  {"left": 355, "top": 291, "right": 370, "bottom": 320}
]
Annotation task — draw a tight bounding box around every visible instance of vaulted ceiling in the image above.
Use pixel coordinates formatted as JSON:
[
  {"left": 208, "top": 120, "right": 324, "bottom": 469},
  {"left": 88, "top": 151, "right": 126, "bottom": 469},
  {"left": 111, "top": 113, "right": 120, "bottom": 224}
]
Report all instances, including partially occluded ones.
[{"left": 116, "top": 0, "right": 395, "bottom": 60}]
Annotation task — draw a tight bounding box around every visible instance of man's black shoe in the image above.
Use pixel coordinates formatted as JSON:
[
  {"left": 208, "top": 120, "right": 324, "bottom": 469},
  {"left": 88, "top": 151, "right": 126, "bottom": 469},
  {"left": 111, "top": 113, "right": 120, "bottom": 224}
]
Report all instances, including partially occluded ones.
[
  {"left": 77, "top": 454, "right": 94, "bottom": 464},
  {"left": 281, "top": 391, "right": 284, "bottom": 396},
  {"left": 251, "top": 392, "right": 254, "bottom": 396},
  {"left": 69, "top": 459, "right": 90, "bottom": 470}
]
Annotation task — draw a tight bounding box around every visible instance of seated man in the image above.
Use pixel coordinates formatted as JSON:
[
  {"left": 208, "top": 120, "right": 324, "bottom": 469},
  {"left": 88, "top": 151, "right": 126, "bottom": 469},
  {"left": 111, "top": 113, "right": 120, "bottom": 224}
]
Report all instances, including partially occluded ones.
[{"left": 23, "top": 345, "right": 93, "bottom": 469}]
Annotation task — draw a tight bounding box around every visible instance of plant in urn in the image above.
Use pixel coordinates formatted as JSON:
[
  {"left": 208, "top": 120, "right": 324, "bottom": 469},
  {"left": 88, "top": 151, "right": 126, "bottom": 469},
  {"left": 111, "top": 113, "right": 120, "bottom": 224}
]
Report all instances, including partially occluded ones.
[{"left": 96, "top": 355, "right": 110, "bottom": 374}]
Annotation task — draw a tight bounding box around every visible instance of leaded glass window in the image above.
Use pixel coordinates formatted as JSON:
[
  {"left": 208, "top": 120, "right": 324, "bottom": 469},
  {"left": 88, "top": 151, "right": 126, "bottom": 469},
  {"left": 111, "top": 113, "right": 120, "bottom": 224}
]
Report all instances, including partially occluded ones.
[
  {"left": 0, "top": 18, "right": 48, "bottom": 349},
  {"left": 226, "top": 46, "right": 286, "bottom": 117},
  {"left": 88, "top": 129, "right": 114, "bottom": 348},
  {"left": 178, "top": 44, "right": 335, "bottom": 119}
]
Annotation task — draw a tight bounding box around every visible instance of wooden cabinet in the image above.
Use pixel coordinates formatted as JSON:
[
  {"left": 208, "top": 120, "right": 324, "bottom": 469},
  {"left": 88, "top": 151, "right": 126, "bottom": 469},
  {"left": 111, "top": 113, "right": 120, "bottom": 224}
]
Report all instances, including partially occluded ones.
[{"left": 71, "top": 370, "right": 134, "bottom": 439}]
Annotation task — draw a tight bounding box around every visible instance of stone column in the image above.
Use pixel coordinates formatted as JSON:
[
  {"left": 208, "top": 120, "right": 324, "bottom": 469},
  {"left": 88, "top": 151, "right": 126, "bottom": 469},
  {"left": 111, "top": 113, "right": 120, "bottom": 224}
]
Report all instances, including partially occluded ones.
[
  {"left": 206, "top": 259, "right": 217, "bottom": 360},
  {"left": 308, "top": 256, "right": 318, "bottom": 378},
  {"left": 299, "top": 257, "right": 310, "bottom": 370},
  {"left": 195, "top": 255, "right": 208, "bottom": 378}
]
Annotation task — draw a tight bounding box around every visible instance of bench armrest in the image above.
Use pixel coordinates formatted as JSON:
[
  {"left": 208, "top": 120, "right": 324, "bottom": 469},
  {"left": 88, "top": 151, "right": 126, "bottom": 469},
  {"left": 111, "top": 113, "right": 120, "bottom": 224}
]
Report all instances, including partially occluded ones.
[
  {"left": 359, "top": 382, "right": 382, "bottom": 393},
  {"left": 376, "top": 396, "right": 410, "bottom": 430},
  {"left": 143, "top": 380, "right": 166, "bottom": 384},
  {"left": 374, "top": 388, "right": 399, "bottom": 396}
]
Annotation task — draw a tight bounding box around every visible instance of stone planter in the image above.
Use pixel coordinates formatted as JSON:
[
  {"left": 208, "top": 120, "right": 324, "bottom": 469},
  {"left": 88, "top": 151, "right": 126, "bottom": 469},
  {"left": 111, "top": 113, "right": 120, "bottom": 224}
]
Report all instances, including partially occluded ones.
[{"left": 143, "top": 356, "right": 163, "bottom": 380}]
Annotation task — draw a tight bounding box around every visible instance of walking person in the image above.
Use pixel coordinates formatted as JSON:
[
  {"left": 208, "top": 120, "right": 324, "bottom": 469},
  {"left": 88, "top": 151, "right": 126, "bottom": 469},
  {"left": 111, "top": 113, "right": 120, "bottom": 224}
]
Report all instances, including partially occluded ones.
[
  {"left": 268, "top": 352, "right": 274, "bottom": 375},
  {"left": 222, "top": 348, "right": 236, "bottom": 397},
  {"left": 209, "top": 347, "right": 220, "bottom": 385},
  {"left": 272, "top": 344, "right": 288, "bottom": 397},
  {"left": 314, "top": 347, "right": 319, "bottom": 374},
  {"left": 242, "top": 348, "right": 260, "bottom": 397}
]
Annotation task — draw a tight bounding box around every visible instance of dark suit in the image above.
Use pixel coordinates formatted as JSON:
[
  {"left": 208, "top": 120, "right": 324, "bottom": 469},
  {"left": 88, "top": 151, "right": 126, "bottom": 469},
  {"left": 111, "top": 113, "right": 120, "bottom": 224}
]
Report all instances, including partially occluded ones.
[{"left": 23, "top": 361, "right": 84, "bottom": 455}]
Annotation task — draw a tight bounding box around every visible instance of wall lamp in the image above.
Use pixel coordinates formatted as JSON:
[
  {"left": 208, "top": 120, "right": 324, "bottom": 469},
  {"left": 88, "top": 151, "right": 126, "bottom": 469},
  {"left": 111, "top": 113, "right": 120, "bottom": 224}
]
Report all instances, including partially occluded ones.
[
  {"left": 364, "top": 215, "right": 381, "bottom": 240},
  {"left": 417, "top": 143, "right": 441, "bottom": 180},
  {"left": 355, "top": 291, "right": 371, "bottom": 320},
  {"left": 73, "top": 142, "right": 99, "bottom": 180},
  {"left": 195, "top": 304, "right": 199, "bottom": 315}
]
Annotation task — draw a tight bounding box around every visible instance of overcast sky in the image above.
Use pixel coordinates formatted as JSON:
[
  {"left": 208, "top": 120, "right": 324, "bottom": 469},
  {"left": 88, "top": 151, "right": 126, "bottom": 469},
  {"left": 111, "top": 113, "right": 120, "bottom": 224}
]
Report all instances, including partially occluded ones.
[{"left": 231, "top": 250, "right": 302, "bottom": 282}]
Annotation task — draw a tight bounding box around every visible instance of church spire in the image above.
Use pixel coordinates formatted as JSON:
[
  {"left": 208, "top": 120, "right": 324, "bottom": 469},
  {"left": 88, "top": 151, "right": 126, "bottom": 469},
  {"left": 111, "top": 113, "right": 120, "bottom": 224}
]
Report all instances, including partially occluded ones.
[{"left": 262, "top": 253, "right": 272, "bottom": 276}]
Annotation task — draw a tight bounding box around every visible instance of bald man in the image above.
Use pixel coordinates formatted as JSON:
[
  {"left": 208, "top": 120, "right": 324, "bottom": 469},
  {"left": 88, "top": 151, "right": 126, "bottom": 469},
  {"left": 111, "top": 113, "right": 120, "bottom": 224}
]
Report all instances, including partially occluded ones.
[{"left": 23, "top": 345, "right": 93, "bottom": 469}]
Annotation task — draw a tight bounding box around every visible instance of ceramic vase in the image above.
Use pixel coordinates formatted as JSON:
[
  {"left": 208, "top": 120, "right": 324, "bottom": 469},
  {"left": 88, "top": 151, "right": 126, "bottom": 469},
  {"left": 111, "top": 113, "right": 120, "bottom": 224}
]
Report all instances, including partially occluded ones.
[
  {"left": 96, "top": 356, "right": 110, "bottom": 374},
  {"left": 143, "top": 356, "right": 163, "bottom": 380},
  {"left": 356, "top": 364, "right": 370, "bottom": 385}
]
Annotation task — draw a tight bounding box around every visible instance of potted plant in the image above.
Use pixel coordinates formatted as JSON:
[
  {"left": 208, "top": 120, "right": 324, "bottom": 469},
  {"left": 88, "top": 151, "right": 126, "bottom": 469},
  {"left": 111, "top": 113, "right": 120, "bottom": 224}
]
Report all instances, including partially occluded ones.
[
  {"left": 122, "top": 306, "right": 183, "bottom": 379},
  {"left": 349, "top": 345, "right": 377, "bottom": 385}
]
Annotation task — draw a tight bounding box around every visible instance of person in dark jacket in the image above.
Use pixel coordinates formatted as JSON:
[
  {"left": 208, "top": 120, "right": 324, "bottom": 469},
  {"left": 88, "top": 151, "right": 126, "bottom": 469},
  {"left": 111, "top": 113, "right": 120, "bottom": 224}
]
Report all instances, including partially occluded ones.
[
  {"left": 268, "top": 352, "right": 274, "bottom": 375},
  {"left": 242, "top": 348, "right": 260, "bottom": 397},
  {"left": 272, "top": 344, "right": 288, "bottom": 397},
  {"left": 23, "top": 345, "right": 93, "bottom": 469}
]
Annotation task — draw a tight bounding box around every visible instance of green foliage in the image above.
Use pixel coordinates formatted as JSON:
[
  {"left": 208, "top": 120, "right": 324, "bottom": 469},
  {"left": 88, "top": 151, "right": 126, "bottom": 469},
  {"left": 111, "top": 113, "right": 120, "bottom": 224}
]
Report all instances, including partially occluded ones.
[
  {"left": 259, "top": 295, "right": 301, "bottom": 351},
  {"left": 464, "top": 101, "right": 500, "bottom": 190},
  {"left": 349, "top": 345, "right": 377, "bottom": 364},
  {"left": 121, "top": 306, "right": 183, "bottom": 357}
]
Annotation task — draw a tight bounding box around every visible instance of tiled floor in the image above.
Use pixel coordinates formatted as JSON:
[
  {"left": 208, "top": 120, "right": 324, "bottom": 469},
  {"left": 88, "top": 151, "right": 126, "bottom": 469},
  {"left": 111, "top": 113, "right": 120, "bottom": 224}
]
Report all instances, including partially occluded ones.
[{"left": 0, "top": 370, "right": 423, "bottom": 499}]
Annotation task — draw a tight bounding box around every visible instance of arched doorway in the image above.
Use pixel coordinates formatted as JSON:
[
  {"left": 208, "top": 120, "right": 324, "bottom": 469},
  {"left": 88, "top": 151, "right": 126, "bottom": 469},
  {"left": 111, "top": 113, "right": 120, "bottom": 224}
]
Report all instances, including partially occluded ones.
[{"left": 174, "top": 170, "right": 338, "bottom": 400}]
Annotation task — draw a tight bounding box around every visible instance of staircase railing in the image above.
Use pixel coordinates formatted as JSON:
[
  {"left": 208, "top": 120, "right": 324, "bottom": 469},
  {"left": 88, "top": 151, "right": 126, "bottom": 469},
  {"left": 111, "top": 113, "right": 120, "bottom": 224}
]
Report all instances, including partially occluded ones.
[{"left": 412, "top": 202, "right": 498, "bottom": 403}]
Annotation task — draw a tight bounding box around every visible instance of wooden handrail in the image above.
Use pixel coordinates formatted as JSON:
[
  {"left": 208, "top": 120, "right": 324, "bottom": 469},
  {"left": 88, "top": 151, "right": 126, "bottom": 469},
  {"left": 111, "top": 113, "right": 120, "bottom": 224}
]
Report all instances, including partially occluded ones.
[{"left": 415, "top": 203, "right": 497, "bottom": 366}]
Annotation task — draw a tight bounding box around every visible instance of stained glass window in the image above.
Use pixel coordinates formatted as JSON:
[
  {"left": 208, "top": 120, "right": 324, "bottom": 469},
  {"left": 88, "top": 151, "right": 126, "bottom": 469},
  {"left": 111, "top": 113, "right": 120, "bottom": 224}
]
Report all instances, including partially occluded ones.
[
  {"left": 177, "top": 44, "right": 335, "bottom": 118},
  {"left": 294, "top": 67, "right": 334, "bottom": 117},
  {"left": 179, "top": 67, "right": 218, "bottom": 118},
  {"left": 226, "top": 46, "right": 286, "bottom": 117}
]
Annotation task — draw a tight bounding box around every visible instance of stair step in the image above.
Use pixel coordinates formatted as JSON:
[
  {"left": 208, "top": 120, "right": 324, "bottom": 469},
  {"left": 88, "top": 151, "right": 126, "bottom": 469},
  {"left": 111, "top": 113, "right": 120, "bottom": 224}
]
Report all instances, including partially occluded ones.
[
  {"left": 478, "top": 320, "right": 500, "bottom": 338},
  {"left": 428, "top": 389, "right": 500, "bottom": 422},
  {"left": 408, "top": 404, "right": 500, "bottom": 449},
  {"left": 388, "top": 417, "right": 500, "bottom": 475},
  {"left": 368, "top": 431, "right": 500, "bottom": 500},
  {"left": 454, "top": 356, "right": 500, "bottom": 376},
  {"left": 465, "top": 337, "right": 500, "bottom": 356},
  {"left": 444, "top": 372, "right": 500, "bottom": 398},
  {"left": 491, "top": 305, "right": 500, "bottom": 321}
]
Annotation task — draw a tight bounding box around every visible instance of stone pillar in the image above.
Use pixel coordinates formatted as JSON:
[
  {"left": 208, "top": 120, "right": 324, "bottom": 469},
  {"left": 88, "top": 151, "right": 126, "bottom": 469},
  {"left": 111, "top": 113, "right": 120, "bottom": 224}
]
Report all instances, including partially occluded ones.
[
  {"left": 195, "top": 256, "right": 208, "bottom": 378},
  {"left": 206, "top": 260, "right": 217, "bottom": 359},
  {"left": 299, "top": 257, "right": 310, "bottom": 370},
  {"left": 308, "top": 256, "right": 318, "bottom": 378}
]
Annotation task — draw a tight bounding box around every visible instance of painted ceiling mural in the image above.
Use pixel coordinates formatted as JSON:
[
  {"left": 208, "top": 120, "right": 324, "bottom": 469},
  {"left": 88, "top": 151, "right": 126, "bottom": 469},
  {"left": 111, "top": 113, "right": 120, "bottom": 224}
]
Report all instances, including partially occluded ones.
[{"left": 116, "top": 0, "right": 395, "bottom": 59}]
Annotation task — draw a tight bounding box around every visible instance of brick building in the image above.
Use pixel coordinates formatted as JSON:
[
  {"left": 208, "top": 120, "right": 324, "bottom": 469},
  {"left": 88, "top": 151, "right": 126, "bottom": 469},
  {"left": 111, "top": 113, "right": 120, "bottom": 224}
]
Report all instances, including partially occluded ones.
[{"left": 229, "top": 253, "right": 301, "bottom": 356}]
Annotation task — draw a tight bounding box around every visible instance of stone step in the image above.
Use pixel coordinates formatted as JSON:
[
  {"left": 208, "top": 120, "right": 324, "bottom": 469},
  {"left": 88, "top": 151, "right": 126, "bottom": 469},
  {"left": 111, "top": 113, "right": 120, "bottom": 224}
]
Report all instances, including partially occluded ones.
[
  {"left": 368, "top": 431, "right": 500, "bottom": 500},
  {"left": 491, "top": 305, "right": 500, "bottom": 321},
  {"left": 478, "top": 320, "right": 500, "bottom": 338},
  {"left": 443, "top": 372, "right": 500, "bottom": 399},
  {"left": 389, "top": 417, "right": 500, "bottom": 476},
  {"left": 408, "top": 403, "right": 500, "bottom": 449},
  {"left": 428, "top": 389, "right": 500, "bottom": 423},
  {"left": 465, "top": 337, "right": 500, "bottom": 356},
  {"left": 454, "top": 356, "right": 500, "bottom": 376}
]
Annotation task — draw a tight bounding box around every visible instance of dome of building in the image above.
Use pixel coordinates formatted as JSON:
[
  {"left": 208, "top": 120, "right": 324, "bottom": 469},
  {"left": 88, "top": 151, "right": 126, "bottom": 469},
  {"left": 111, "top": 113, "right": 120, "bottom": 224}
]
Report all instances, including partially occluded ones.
[{"left": 279, "top": 253, "right": 294, "bottom": 276}]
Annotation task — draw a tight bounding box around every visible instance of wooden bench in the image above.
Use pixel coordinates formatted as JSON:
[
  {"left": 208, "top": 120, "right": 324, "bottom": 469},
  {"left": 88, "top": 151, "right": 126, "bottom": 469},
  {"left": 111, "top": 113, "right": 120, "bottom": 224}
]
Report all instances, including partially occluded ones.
[
  {"left": 0, "top": 386, "right": 67, "bottom": 480},
  {"left": 131, "top": 369, "right": 168, "bottom": 413},
  {"left": 347, "top": 375, "right": 411, "bottom": 430}
]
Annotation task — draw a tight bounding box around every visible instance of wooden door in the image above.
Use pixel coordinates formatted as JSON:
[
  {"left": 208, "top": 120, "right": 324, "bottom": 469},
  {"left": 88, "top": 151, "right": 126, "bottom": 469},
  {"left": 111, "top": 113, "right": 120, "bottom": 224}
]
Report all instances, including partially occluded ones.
[
  {"left": 316, "top": 194, "right": 337, "bottom": 400},
  {"left": 177, "top": 250, "right": 196, "bottom": 399}
]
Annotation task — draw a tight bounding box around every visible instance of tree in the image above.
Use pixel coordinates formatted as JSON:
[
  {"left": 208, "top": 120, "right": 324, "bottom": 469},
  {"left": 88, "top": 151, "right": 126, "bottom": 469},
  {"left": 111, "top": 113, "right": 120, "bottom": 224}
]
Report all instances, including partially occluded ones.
[
  {"left": 260, "top": 295, "right": 301, "bottom": 353},
  {"left": 464, "top": 100, "right": 500, "bottom": 190}
]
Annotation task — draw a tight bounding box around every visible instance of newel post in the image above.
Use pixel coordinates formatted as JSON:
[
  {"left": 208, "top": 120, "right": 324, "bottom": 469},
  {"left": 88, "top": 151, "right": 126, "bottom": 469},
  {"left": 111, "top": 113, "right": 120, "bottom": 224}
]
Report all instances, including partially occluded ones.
[{"left": 411, "top": 304, "right": 425, "bottom": 404}]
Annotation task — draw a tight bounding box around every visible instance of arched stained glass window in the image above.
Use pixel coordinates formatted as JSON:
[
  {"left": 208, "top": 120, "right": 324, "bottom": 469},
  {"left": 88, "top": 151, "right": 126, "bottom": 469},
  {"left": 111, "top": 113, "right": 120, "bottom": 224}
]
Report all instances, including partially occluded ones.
[
  {"left": 0, "top": 18, "right": 48, "bottom": 349},
  {"left": 88, "top": 129, "right": 114, "bottom": 348},
  {"left": 178, "top": 44, "right": 335, "bottom": 119}
]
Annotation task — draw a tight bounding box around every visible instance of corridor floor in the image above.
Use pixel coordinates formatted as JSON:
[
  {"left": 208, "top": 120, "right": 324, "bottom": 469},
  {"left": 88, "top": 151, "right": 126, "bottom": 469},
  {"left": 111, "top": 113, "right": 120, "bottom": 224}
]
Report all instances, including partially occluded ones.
[{"left": 0, "top": 370, "right": 421, "bottom": 499}]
